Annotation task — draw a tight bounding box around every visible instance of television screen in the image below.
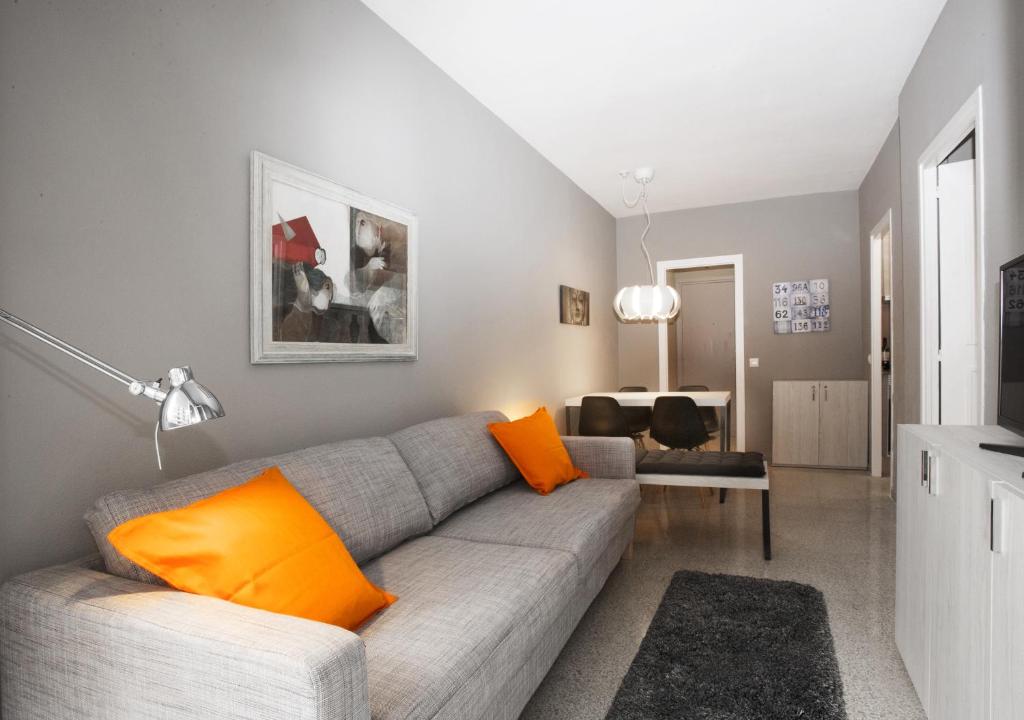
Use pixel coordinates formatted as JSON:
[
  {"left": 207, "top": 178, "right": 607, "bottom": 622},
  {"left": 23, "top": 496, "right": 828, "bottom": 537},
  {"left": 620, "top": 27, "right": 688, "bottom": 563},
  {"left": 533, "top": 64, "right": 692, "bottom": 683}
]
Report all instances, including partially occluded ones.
[{"left": 999, "top": 253, "right": 1024, "bottom": 436}]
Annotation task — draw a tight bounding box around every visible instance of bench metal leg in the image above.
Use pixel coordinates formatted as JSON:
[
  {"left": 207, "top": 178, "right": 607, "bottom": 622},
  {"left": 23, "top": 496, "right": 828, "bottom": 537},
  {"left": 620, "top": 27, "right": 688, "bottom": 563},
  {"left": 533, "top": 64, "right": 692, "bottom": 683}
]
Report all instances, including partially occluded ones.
[
  {"left": 719, "top": 487, "right": 727, "bottom": 504},
  {"left": 761, "top": 489, "right": 772, "bottom": 560}
]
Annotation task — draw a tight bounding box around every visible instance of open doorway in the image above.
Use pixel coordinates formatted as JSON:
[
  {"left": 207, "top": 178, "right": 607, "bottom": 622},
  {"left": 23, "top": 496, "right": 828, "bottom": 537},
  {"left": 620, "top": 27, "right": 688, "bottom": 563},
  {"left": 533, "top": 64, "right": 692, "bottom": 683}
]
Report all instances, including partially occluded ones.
[
  {"left": 870, "top": 211, "right": 894, "bottom": 479},
  {"left": 665, "top": 266, "right": 737, "bottom": 446},
  {"left": 657, "top": 254, "right": 746, "bottom": 450},
  {"left": 919, "top": 87, "right": 985, "bottom": 425}
]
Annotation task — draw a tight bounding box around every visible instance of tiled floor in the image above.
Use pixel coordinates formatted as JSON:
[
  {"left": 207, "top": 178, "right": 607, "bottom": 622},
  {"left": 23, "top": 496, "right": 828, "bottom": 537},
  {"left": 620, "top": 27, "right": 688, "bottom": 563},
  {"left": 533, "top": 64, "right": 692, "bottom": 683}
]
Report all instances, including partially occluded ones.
[{"left": 519, "top": 466, "right": 926, "bottom": 720}]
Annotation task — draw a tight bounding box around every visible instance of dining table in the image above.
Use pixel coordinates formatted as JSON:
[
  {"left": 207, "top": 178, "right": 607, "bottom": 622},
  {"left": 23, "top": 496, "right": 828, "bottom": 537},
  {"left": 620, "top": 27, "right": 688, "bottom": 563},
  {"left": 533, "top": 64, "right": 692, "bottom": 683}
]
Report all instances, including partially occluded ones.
[{"left": 563, "top": 390, "right": 732, "bottom": 451}]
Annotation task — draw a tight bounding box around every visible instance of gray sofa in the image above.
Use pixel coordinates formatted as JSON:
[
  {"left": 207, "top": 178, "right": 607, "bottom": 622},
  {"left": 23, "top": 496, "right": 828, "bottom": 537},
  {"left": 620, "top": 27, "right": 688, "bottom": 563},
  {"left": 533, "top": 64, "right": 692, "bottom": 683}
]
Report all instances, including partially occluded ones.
[{"left": 0, "top": 411, "right": 639, "bottom": 720}]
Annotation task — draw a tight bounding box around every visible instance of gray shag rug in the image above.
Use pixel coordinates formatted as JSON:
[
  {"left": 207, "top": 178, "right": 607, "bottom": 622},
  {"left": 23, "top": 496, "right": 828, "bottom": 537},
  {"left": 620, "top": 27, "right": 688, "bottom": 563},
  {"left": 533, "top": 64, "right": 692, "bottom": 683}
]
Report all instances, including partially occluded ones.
[{"left": 606, "top": 571, "right": 847, "bottom": 720}]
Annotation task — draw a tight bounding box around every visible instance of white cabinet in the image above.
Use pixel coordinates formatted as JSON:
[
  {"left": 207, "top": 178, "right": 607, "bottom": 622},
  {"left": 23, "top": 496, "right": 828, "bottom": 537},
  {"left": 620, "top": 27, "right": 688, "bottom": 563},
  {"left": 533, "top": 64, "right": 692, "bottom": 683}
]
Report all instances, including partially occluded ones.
[
  {"left": 771, "top": 380, "right": 868, "bottom": 468},
  {"left": 924, "top": 453, "right": 990, "bottom": 720},
  {"left": 895, "top": 425, "right": 1024, "bottom": 720},
  {"left": 991, "top": 483, "right": 1024, "bottom": 720},
  {"left": 771, "top": 381, "right": 819, "bottom": 465},
  {"left": 895, "top": 430, "right": 932, "bottom": 712}
]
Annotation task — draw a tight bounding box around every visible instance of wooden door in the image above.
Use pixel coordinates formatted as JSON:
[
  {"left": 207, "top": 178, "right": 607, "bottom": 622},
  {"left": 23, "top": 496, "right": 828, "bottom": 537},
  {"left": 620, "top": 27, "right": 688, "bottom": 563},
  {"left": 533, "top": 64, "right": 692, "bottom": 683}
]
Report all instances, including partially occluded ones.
[
  {"left": 895, "top": 428, "right": 931, "bottom": 714},
  {"left": 771, "top": 381, "right": 819, "bottom": 465},
  {"left": 925, "top": 455, "right": 990, "bottom": 720},
  {"left": 818, "top": 381, "right": 868, "bottom": 468},
  {"left": 991, "top": 482, "right": 1024, "bottom": 720}
]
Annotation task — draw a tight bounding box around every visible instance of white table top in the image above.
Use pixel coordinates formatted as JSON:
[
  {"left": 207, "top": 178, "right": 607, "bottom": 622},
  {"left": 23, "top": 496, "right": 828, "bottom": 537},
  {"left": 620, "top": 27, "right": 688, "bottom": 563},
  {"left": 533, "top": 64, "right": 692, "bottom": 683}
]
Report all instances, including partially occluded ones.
[{"left": 564, "top": 391, "right": 731, "bottom": 408}]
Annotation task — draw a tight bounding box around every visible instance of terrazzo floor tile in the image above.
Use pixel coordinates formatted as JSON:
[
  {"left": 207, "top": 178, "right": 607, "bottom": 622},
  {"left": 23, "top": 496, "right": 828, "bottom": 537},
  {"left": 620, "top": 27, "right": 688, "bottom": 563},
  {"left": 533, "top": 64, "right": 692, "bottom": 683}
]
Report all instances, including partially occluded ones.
[{"left": 518, "top": 466, "right": 925, "bottom": 720}]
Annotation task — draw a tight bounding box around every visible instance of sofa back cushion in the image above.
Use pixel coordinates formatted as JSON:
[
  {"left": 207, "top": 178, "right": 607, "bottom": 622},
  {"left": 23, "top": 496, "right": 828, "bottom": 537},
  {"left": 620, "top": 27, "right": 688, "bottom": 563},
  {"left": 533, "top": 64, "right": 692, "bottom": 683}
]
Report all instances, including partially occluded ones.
[
  {"left": 86, "top": 437, "right": 432, "bottom": 585},
  {"left": 389, "top": 411, "right": 519, "bottom": 524}
]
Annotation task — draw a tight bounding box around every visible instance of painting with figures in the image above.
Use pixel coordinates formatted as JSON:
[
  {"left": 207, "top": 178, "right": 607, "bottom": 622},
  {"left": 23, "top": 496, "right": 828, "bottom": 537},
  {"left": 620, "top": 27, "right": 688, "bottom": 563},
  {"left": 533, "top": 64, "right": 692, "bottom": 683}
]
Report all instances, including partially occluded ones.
[{"left": 251, "top": 152, "right": 417, "bottom": 362}]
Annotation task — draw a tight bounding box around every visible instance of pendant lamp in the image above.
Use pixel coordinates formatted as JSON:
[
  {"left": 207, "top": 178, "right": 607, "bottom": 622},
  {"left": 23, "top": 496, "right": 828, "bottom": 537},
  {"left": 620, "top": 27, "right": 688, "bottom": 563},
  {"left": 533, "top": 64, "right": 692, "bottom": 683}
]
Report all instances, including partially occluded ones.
[{"left": 612, "top": 168, "right": 681, "bottom": 321}]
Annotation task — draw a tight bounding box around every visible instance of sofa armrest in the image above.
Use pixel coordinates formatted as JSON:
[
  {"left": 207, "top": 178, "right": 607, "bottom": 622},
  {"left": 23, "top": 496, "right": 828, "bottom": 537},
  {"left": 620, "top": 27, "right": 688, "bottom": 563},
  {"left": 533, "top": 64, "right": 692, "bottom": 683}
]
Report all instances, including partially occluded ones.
[
  {"left": 1, "top": 562, "right": 369, "bottom": 720},
  {"left": 561, "top": 436, "right": 636, "bottom": 479}
]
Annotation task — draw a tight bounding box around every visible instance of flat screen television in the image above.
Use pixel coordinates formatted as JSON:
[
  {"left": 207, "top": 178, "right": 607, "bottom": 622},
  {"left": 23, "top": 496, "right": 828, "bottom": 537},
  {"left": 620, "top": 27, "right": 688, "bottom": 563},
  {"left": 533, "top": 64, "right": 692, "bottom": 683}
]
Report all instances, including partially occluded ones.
[{"left": 981, "top": 253, "right": 1024, "bottom": 457}]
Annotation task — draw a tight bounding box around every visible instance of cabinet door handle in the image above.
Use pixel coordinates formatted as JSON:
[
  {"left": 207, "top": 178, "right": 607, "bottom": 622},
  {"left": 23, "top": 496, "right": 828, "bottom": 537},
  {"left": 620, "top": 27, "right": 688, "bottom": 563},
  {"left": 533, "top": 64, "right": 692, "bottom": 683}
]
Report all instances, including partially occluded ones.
[
  {"left": 824, "top": 385, "right": 829, "bottom": 402},
  {"left": 811, "top": 385, "right": 816, "bottom": 402},
  {"left": 991, "top": 498, "right": 1004, "bottom": 553},
  {"left": 920, "top": 450, "right": 929, "bottom": 488}
]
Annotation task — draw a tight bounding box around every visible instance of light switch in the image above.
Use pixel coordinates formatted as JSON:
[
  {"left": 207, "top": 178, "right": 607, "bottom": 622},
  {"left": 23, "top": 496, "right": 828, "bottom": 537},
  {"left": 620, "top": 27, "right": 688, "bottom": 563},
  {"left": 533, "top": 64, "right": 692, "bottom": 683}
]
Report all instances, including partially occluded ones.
[{"left": 749, "top": 357, "right": 759, "bottom": 367}]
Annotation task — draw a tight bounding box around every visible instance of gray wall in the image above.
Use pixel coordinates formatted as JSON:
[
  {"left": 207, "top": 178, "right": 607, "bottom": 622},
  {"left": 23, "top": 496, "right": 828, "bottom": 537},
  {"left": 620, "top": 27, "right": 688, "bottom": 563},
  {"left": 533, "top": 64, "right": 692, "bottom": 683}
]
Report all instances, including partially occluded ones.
[
  {"left": 617, "top": 191, "right": 863, "bottom": 456},
  {"left": 0, "top": 0, "right": 618, "bottom": 585},
  {"left": 858, "top": 122, "right": 903, "bottom": 389},
  {"left": 895, "top": 0, "right": 1024, "bottom": 425}
]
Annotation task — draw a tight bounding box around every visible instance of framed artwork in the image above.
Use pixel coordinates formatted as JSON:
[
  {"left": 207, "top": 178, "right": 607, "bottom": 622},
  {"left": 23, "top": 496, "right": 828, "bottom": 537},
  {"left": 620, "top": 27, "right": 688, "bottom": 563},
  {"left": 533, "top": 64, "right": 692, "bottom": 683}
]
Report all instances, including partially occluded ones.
[
  {"left": 250, "top": 151, "right": 417, "bottom": 363},
  {"left": 559, "top": 285, "right": 590, "bottom": 326},
  {"left": 772, "top": 278, "right": 830, "bottom": 334}
]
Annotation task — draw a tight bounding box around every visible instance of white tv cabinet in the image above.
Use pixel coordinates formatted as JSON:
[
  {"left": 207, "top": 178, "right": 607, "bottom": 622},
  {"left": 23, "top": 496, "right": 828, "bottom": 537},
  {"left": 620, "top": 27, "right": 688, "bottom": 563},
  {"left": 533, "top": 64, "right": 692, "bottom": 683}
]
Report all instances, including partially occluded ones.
[{"left": 895, "top": 425, "right": 1024, "bottom": 720}]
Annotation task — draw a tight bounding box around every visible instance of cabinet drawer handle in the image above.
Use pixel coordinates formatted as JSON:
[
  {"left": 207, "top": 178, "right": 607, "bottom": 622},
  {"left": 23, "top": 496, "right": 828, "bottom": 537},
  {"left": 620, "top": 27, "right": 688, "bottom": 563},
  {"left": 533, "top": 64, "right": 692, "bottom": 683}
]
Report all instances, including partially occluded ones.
[{"left": 920, "top": 450, "right": 929, "bottom": 488}]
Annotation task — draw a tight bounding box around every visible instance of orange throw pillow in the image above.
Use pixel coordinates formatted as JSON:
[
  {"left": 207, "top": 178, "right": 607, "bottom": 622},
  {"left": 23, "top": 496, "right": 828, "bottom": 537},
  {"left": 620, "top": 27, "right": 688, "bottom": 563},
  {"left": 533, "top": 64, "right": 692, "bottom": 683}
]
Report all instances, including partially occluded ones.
[
  {"left": 488, "top": 407, "right": 588, "bottom": 495},
  {"left": 107, "top": 466, "right": 395, "bottom": 630}
]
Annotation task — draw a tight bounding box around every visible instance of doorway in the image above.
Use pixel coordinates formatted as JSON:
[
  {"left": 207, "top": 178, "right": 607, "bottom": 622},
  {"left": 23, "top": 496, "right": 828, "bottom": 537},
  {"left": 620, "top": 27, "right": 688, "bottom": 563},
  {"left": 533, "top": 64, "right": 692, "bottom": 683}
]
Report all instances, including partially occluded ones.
[
  {"left": 919, "top": 88, "right": 985, "bottom": 425},
  {"left": 665, "top": 266, "right": 737, "bottom": 444},
  {"left": 657, "top": 254, "right": 746, "bottom": 450},
  {"left": 870, "top": 211, "right": 894, "bottom": 478}
]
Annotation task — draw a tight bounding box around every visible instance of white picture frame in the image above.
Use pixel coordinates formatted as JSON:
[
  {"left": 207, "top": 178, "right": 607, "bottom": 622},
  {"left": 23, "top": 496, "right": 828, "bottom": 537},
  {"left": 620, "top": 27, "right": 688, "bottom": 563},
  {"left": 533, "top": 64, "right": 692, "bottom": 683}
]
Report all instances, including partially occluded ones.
[{"left": 250, "top": 151, "right": 418, "bottom": 363}]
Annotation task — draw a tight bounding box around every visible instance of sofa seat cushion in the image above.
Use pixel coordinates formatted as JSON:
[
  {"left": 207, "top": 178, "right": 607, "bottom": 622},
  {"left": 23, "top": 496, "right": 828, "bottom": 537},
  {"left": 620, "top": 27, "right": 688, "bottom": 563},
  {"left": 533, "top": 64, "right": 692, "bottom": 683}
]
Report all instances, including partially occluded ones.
[
  {"left": 86, "top": 437, "right": 432, "bottom": 584},
  {"left": 390, "top": 411, "right": 519, "bottom": 524},
  {"left": 359, "top": 536, "right": 576, "bottom": 720},
  {"left": 430, "top": 479, "right": 640, "bottom": 578}
]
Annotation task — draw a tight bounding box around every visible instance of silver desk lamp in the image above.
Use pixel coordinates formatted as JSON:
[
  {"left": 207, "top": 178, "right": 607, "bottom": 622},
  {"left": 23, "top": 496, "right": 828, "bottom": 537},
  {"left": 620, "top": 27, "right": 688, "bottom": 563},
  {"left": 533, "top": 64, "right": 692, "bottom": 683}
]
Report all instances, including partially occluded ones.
[{"left": 0, "top": 308, "right": 225, "bottom": 469}]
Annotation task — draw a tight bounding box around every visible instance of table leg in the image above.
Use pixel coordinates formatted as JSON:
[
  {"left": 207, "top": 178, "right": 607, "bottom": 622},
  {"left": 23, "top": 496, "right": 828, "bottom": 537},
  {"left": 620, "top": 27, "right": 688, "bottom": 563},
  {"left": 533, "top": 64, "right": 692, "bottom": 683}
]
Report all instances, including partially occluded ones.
[
  {"left": 720, "top": 401, "right": 731, "bottom": 452},
  {"left": 762, "top": 489, "right": 772, "bottom": 560}
]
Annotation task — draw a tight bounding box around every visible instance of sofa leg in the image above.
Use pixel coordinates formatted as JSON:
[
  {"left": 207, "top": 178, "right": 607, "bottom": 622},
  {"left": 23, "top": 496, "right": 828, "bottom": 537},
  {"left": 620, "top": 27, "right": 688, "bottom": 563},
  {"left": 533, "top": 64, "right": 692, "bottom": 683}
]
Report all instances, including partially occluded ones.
[
  {"left": 719, "top": 487, "right": 727, "bottom": 504},
  {"left": 761, "top": 489, "right": 772, "bottom": 561}
]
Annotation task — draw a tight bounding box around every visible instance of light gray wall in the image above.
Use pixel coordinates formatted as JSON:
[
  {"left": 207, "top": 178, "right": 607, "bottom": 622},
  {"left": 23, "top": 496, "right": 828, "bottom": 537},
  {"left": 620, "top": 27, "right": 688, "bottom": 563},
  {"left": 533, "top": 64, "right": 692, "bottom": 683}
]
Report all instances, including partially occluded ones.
[
  {"left": 858, "top": 122, "right": 902, "bottom": 392},
  {"left": 617, "top": 191, "right": 863, "bottom": 456},
  {"left": 896, "top": 0, "right": 1024, "bottom": 426},
  {"left": 0, "top": 0, "right": 617, "bottom": 585}
]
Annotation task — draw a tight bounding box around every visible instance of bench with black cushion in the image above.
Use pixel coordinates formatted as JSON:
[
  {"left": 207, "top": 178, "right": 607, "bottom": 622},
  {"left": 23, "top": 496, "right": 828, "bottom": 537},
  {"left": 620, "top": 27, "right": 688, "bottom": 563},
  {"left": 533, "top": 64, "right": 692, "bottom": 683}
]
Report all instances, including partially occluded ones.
[{"left": 636, "top": 448, "right": 772, "bottom": 560}]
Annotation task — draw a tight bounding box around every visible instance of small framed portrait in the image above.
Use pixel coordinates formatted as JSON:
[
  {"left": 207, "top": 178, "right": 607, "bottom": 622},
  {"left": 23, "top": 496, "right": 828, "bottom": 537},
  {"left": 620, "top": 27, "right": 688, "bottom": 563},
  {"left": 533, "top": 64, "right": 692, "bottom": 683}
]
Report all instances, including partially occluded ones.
[
  {"left": 559, "top": 285, "right": 590, "bottom": 326},
  {"left": 250, "top": 152, "right": 417, "bottom": 363}
]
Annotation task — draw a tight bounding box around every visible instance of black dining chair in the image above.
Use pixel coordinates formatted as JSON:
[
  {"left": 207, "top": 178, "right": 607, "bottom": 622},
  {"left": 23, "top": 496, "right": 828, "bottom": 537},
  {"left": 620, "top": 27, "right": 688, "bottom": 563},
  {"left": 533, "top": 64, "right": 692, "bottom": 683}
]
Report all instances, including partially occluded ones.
[
  {"left": 579, "top": 396, "right": 643, "bottom": 447},
  {"left": 650, "top": 396, "right": 710, "bottom": 451},
  {"left": 677, "top": 384, "right": 721, "bottom": 436},
  {"left": 618, "top": 386, "right": 652, "bottom": 438}
]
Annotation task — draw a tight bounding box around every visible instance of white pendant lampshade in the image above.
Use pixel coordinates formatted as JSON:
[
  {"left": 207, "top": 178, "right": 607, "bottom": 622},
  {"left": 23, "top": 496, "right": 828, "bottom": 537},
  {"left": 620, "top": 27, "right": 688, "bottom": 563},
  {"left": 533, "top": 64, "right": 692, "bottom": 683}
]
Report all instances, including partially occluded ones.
[
  {"left": 613, "top": 283, "right": 682, "bottom": 321},
  {"left": 613, "top": 167, "right": 680, "bottom": 322}
]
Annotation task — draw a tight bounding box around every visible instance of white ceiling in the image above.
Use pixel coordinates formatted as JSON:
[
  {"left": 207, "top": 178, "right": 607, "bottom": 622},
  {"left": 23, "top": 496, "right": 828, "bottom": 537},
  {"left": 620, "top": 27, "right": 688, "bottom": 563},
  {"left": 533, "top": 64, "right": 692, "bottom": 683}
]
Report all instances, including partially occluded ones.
[{"left": 361, "top": 0, "right": 946, "bottom": 217}]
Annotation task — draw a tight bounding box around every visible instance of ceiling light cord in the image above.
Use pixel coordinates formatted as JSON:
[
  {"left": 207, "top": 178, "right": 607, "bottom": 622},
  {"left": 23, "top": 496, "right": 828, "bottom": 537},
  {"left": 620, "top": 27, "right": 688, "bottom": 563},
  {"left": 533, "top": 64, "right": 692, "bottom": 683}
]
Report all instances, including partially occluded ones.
[{"left": 621, "top": 173, "right": 656, "bottom": 285}]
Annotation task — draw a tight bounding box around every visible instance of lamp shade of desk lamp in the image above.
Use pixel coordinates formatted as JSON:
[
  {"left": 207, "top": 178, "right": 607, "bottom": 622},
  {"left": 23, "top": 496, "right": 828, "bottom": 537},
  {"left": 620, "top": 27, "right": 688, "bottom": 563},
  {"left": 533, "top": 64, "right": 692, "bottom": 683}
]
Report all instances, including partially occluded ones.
[
  {"left": 0, "top": 308, "right": 224, "bottom": 468},
  {"left": 158, "top": 366, "right": 225, "bottom": 431}
]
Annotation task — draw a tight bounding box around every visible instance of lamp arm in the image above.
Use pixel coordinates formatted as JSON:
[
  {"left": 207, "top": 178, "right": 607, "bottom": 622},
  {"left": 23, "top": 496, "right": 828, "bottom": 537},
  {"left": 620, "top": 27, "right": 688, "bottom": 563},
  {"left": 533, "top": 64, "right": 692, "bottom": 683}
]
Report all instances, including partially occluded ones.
[{"left": 0, "top": 308, "right": 152, "bottom": 393}]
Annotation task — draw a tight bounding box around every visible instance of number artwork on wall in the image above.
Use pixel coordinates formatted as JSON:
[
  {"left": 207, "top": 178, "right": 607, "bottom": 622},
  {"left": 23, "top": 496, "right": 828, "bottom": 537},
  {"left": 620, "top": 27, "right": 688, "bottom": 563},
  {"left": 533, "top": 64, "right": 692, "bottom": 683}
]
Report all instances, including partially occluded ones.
[{"left": 772, "top": 278, "right": 830, "bottom": 334}]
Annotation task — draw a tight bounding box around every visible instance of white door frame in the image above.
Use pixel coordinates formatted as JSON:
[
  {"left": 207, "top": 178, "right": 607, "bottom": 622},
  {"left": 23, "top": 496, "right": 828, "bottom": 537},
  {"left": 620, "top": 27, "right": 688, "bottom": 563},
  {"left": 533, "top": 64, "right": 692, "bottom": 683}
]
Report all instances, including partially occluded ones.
[
  {"left": 918, "top": 86, "right": 985, "bottom": 425},
  {"left": 657, "top": 254, "right": 746, "bottom": 450},
  {"left": 869, "top": 210, "right": 892, "bottom": 477}
]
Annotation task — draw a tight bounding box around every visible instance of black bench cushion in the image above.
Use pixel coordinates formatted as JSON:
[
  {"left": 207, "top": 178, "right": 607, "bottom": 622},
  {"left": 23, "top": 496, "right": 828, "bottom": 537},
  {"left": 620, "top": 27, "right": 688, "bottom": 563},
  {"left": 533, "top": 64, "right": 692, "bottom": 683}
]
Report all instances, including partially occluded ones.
[{"left": 636, "top": 449, "right": 766, "bottom": 478}]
